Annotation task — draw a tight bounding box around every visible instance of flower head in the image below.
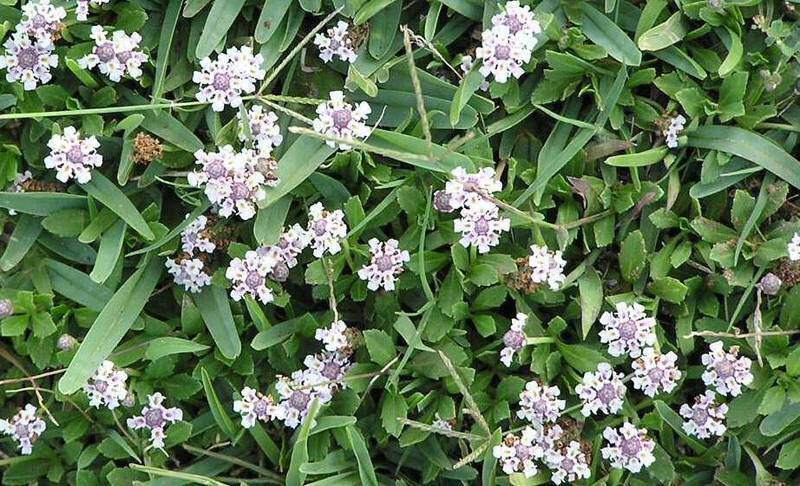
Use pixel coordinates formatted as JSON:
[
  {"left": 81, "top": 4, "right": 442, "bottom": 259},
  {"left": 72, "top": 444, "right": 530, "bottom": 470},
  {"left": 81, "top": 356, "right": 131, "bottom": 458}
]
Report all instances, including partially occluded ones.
[
  {"left": 431, "top": 414, "right": 454, "bottom": 431},
  {"left": 664, "top": 115, "right": 686, "bottom": 149},
  {"left": 500, "top": 313, "right": 528, "bottom": 367},
  {"left": 598, "top": 302, "right": 657, "bottom": 358},
  {"left": 701, "top": 341, "right": 753, "bottom": 397},
  {"left": 528, "top": 244, "right": 566, "bottom": 291},
  {"left": 576, "top": 362, "right": 626, "bottom": 417},
  {"left": 545, "top": 440, "right": 591, "bottom": 485},
  {"left": 193, "top": 46, "right": 265, "bottom": 112},
  {"left": 181, "top": 215, "right": 216, "bottom": 254},
  {"left": 476, "top": 25, "right": 531, "bottom": 84},
  {"left": 44, "top": 127, "right": 103, "bottom": 184},
  {"left": 314, "top": 21, "right": 358, "bottom": 64},
  {"left": 0, "top": 32, "right": 59, "bottom": 91},
  {"left": 444, "top": 167, "right": 502, "bottom": 210},
  {"left": 680, "top": 391, "right": 728, "bottom": 439},
  {"left": 492, "top": 425, "right": 562, "bottom": 478},
  {"left": 127, "top": 393, "right": 183, "bottom": 450},
  {"left": 238, "top": 105, "right": 283, "bottom": 153},
  {"left": 84, "top": 360, "right": 128, "bottom": 410},
  {"left": 315, "top": 320, "right": 350, "bottom": 353},
  {"left": 601, "top": 422, "right": 656, "bottom": 473},
  {"left": 79, "top": 26, "right": 147, "bottom": 82},
  {"left": 788, "top": 233, "right": 800, "bottom": 261},
  {"left": 19, "top": 0, "right": 65, "bottom": 40},
  {"left": 57, "top": 333, "right": 77, "bottom": 350},
  {"left": 233, "top": 387, "right": 282, "bottom": 429},
  {"left": 0, "top": 404, "right": 46, "bottom": 455},
  {"left": 166, "top": 257, "right": 212, "bottom": 293},
  {"left": 631, "top": 348, "right": 681, "bottom": 397},
  {"left": 517, "top": 381, "right": 565, "bottom": 425},
  {"left": 275, "top": 369, "right": 333, "bottom": 429},
  {"left": 76, "top": 0, "right": 110, "bottom": 21},
  {"left": 259, "top": 224, "right": 312, "bottom": 276},
  {"left": 307, "top": 203, "right": 348, "bottom": 257},
  {"left": 226, "top": 250, "right": 278, "bottom": 304},
  {"left": 490, "top": 1, "right": 541, "bottom": 49},
  {"left": 357, "top": 238, "right": 410, "bottom": 291},
  {"left": 312, "top": 91, "right": 372, "bottom": 150},
  {"left": 304, "top": 352, "right": 352, "bottom": 388},
  {"left": 0, "top": 299, "right": 13, "bottom": 318},
  {"left": 453, "top": 199, "right": 510, "bottom": 253}
]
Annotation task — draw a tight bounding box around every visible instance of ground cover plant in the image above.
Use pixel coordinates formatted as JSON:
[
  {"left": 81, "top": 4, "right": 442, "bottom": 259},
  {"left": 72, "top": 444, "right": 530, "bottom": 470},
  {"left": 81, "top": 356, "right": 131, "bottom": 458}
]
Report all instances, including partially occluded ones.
[{"left": 0, "top": 0, "right": 799, "bottom": 484}]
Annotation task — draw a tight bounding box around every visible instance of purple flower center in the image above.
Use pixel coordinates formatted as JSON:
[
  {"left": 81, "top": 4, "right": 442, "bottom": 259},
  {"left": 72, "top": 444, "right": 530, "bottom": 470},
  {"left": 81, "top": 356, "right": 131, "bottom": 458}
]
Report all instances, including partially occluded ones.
[
  {"left": 253, "top": 400, "right": 268, "bottom": 417},
  {"left": 289, "top": 390, "right": 310, "bottom": 410},
  {"left": 515, "top": 443, "right": 533, "bottom": 461},
  {"left": 692, "top": 407, "right": 709, "bottom": 426},
  {"left": 503, "top": 330, "right": 526, "bottom": 350},
  {"left": 16, "top": 47, "right": 39, "bottom": 70},
  {"left": 597, "top": 383, "right": 618, "bottom": 405},
  {"left": 96, "top": 43, "right": 115, "bottom": 62},
  {"left": 619, "top": 437, "right": 641, "bottom": 457},
  {"left": 321, "top": 361, "right": 342, "bottom": 380},
  {"left": 14, "top": 423, "right": 29, "bottom": 437},
  {"left": 533, "top": 400, "right": 549, "bottom": 415},
  {"left": 375, "top": 255, "right": 394, "bottom": 272},
  {"left": 715, "top": 360, "right": 735, "bottom": 379},
  {"left": 32, "top": 15, "right": 47, "bottom": 29},
  {"left": 206, "top": 160, "right": 226, "bottom": 178},
  {"left": 270, "top": 263, "right": 289, "bottom": 282},
  {"left": 116, "top": 50, "right": 132, "bottom": 64},
  {"left": 494, "top": 45, "right": 511, "bottom": 60},
  {"left": 231, "top": 182, "right": 250, "bottom": 200},
  {"left": 213, "top": 73, "right": 231, "bottom": 91},
  {"left": 144, "top": 408, "right": 164, "bottom": 428},
  {"left": 474, "top": 218, "right": 490, "bottom": 235},
  {"left": 93, "top": 380, "right": 108, "bottom": 393},
  {"left": 647, "top": 368, "right": 664, "bottom": 383},
  {"left": 312, "top": 219, "right": 328, "bottom": 236},
  {"left": 433, "top": 190, "right": 454, "bottom": 213},
  {"left": 561, "top": 457, "right": 575, "bottom": 472},
  {"left": 245, "top": 271, "right": 263, "bottom": 288},
  {"left": 331, "top": 109, "right": 352, "bottom": 130},
  {"left": 617, "top": 320, "right": 637, "bottom": 340},
  {"left": 67, "top": 146, "right": 85, "bottom": 164},
  {"left": 505, "top": 16, "right": 523, "bottom": 34}
]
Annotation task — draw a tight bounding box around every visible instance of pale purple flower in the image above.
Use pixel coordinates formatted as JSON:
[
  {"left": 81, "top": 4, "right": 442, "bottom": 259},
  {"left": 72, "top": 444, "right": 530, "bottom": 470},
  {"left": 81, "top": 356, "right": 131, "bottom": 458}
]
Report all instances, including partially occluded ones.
[
  {"left": 261, "top": 224, "right": 312, "bottom": 271},
  {"left": 304, "top": 352, "right": 352, "bottom": 387},
  {"left": 315, "top": 320, "right": 349, "bottom": 353},
  {"left": 84, "top": 360, "right": 128, "bottom": 410},
  {"left": 314, "top": 21, "right": 358, "bottom": 64},
  {"left": 454, "top": 199, "right": 510, "bottom": 253},
  {"left": 460, "top": 55, "right": 489, "bottom": 91},
  {"left": 601, "top": 422, "right": 656, "bottom": 473},
  {"left": 307, "top": 202, "right": 348, "bottom": 257},
  {"left": 545, "top": 441, "right": 591, "bottom": 485},
  {"left": 490, "top": 1, "right": 541, "bottom": 50},
  {"left": 193, "top": 46, "right": 265, "bottom": 112},
  {"left": 517, "top": 381, "right": 565, "bottom": 425},
  {"left": 680, "top": 391, "right": 728, "bottom": 439},
  {"left": 493, "top": 425, "right": 561, "bottom": 478},
  {"left": 181, "top": 215, "right": 216, "bottom": 254},
  {"left": 528, "top": 244, "right": 567, "bottom": 291},
  {"left": 576, "top": 362, "right": 626, "bottom": 417},
  {"left": 664, "top": 115, "right": 686, "bottom": 149},
  {"left": 312, "top": 91, "right": 372, "bottom": 150},
  {"left": 758, "top": 273, "right": 782, "bottom": 296},
  {"left": 0, "top": 32, "right": 58, "bottom": 90},
  {"left": 19, "top": 0, "right": 65, "bottom": 39},
  {"left": 79, "top": 26, "right": 147, "bottom": 82},
  {"left": 233, "top": 387, "right": 282, "bottom": 429},
  {"left": 0, "top": 299, "right": 12, "bottom": 318},
  {"left": 357, "top": 238, "right": 410, "bottom": 291},
  {"left": 788, "top": 232, "right": 800, "bottom": 261},
  {"left": 0, "top": 404, "right": 46, "bottom": 455},
  {"left": 475, "top": 25, "right": 531, "bottom": 84},
  {"left": 598, "top": 302, "right": 657, "bottom": 359},
  {"left": 275, "top": 369, "right": 333, "bottom": 429},
  {"left": 444, "top": 167, "right": 502, "bottom": 210},
  {"left": 187, "top": 146, "right": 267, "bottom": 220},
  {"left": 44, "top": 126, "right": 103, "bottom": 184},
  {"left": 701, "top": 341, "right": 753, "bottom": 397},
  {"left": 127, "top": 393, "right": 183, "bottom": 450},
  {"left": 431, "top": 414, "right": 453, "bottom": 431},
  {"left": 165, "top": 257, "right": 211, "bottom": 293},
  {"left": 500, "top": 312, "right": 528, "bottom": 367},
  {"left": 631, "top": 347, "right": 681, "bottom": 397},
  {"left": 238, "top": 105, "right": 283, "bottom": 153},
  {"left": 57, "top": 333, "right": 77, "bottom": 350},
  {"left": 226, "top": 250, "right": 278, "bottom": 304},
  {"left": 76, "top": 0, "right": 110, "bottom": 21}
]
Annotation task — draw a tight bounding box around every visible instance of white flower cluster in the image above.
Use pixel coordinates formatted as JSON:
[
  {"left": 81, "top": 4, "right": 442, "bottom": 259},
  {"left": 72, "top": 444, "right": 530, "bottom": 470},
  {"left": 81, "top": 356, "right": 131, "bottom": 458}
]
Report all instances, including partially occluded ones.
[
  {"left": 180, "top": 215, "right": 216, "bottom": 254},
  {"left": 307, "top": 202, "right": 348, "bottom": 257},
  {"left": 576, "top": 362, "right": 626, "bottom": 417},
  {"left": 492, "top": 425, "right": 562, "bottom": 478},
  {"left": 0, "top": 0, "right": 64, "bottom": 90},
  {"left": 188, "top": 145, "right": 270, "bottom": 220},
  {"left": 517, "top": 381, "right": 565, "bottom": 425},
  {"left": 631, "top": 347, "right": 681, "bottom": 397},
  {"left": 0, "top": 404, "right": 46, "bottom": 455},
  {"left": 598, "top": 302, "right": 657, "bottom": 358},
  {"left": 76, "top": 0, "right": 110, "bottom": 21},
  {"left": 545, "top": 440, "right": 591, "bottom": 485},
  {"left": 44, "top": 126, "right": 103, "bottom": 184},
  {"left": 194, "top": 46, "right": 265, "bottom": 112},
  {"left": 314, "top": 21, "right": 358, "bottom": 64},
  {"left": 79, "top": 26, "right": 147, "bottom": 82},
  {"left": 601, "top": 422, "right": 656, "bottom": 473},
  {"left": 166, "top": 215, "right": 216, "bottom": 293},
  {"left": 313, "top": 91, "right": 372, "bottom": 150},
  {"left": 233, "top": 386, "right": 281, "bottom": 429},
  {"left": 226, "top": 250, "right": 279, "bottom": 305},
  {"left": 315, "top": 320, "right": 350, "bottom": 353},
  {"left": 701, "top": 341, "right": 753, "bottom": 397},
  {"left": 238, "top": 105, "right": 283, "bottom": 154},
  {"left": 788, "top": 232, "right": 800, "bottom": 261},
  {"left": 476, "top": 1, "right": 541, "bottom": 83},
  {"left": 19, "top": 0, "right": 65, "bottom": 39},
  {"left": 527, "top": 244, "right": 566, "bottom": 291},
  {"left": 84, "top": 360, "right": 129, "bottom": 410},
  {"left": 127, "top": 393, "right": 183, "bottom": 450},
  {"left": 500, "top": 312, "right": 528, "bottom": 367},
  {"left": 257, "top": 224, "right": 313, "bottom": 282},
  {"left": 664, "top": 114, "right": 686, "bottom": 149},
  {"left": 680, "top": 391, "right": 728, "bottom": 439},
  {"left": 357, "top": 238, "right": 410, "bottom": 291}
]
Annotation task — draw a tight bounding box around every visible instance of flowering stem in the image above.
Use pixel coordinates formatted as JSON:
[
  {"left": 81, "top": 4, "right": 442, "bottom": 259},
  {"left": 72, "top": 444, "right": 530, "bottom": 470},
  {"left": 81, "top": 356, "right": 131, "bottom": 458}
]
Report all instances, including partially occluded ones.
[
  {"left": 112, "top": 409, "right": 139, "bottom": 455},
  {"left": 322, "top": 257, "right": 340, "bottom": 324},
  {"left": 182, "top": 444, "right": 283, "bottom": 483},
  {"left": 0, "top": 368, "right": 65, "bottom": 385},
  {"left": 0, "top": 344, "right": 59, "bottom": 426},
  {"left": 562, "top": 209, "right": 615, "bottom": 230},
  {"left": 525, "top": 336, "right": 556, "bottom": 345},
  {"left": 399, "top": 418, "right": 484, "bottom": 440}
]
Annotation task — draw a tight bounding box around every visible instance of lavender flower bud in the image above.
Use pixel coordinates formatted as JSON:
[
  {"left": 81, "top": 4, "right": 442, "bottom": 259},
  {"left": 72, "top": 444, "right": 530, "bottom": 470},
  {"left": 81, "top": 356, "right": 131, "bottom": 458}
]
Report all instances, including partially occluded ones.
[
  {"left": 57, "top": 333, "right": 77, "bottom": 350},
  {"left": 759, "top": 273, "right": 782, "bottom": 295},
  {"left": 0, "top": 299, "right": 13, "bottom": 318}
]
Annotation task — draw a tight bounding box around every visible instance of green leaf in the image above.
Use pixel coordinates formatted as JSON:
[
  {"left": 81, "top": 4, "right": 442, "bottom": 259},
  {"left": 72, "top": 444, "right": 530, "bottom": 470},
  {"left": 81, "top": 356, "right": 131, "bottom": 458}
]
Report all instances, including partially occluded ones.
[
  {"left": 687, "top": 126, "right": 800, "bottom": 190},
  {"left": 145, "top": 337, "right": 210, "bottom": 361},
  {"left": 650, "top": 277, "right": 688, "bottom": 303},
  {"left": 654, "top": 400, "right": 707, "bottom": 454},
  {"left": 363, "top": 329, "right": 397, "bottom": 366},
  {"left": 717, "top": 27, "right": 742, "bottom": 77},
  {"left": 760, "top": 401, "right": 800, "bottom": 436},
  {"left": 450, "top": 65, "right": 485, "bottom": 127},
  {"left": 556, "top": 343, "right": 606, "bottom": 372},
  {"left": 0, "top": 214, "right": 41, "bottom": 271},
  {"left": 152, "top": 0, "right": 182, "bottom": 101},
  {"left": 776, "top": 438, "right": 800, "bottom": 470},
  {"left": 192, "top": 285, "right": 241, "bottom": 359},
  {"left": 90, "top": 219, "right": 125, "bottom": 284},
  {"left": 45, "top": 259, "right": 112, "bottom": 311},
  {"left": 367, "top": 129, "right": 475, "bottom": 173},
  {"left": 260, "top": 136, "right": 336, "bottom": 208},
  {"left": 41, "top": 208, "right": 88, "bottom": 237},
  {"left": 65, "top": 58, "right": 98, "bottom": 88},
  {"left": 345, "top": 425, "right": 379, "bottom": 486},
  {"left": 286, "top": 399, "right": 322, "bottom": 486},
  {"left": 254, "top": 0, "right": 292, "bottom": 43},
  {"left": 619, "top": 230, "right": 647, "bottom": 282},
  {"left": 58, "top": 257, "right": 163, "bottom": 394},
  {"left": 80, "top": 172, "right": 155, "bottom": 240},
  {"left": 195, "top": 0, "right": 246, "bottom": 59},
  {"left": 582, "top": 4, "right": 642, "bottom": 66},
  {"left": 0, "top": 192, "right": 87, "bottom": 216},
  {"left": 201, "top": 368, "right": 238, "bottom": 441},
  {"left": 578, "top": 268, "right": 603, "bottom": 339},
  {"left": 637, "top": 11, "right": 687, "bottom": 51},
  {"left": 605, "top": 147, "right": 668, "bottom": 167}
]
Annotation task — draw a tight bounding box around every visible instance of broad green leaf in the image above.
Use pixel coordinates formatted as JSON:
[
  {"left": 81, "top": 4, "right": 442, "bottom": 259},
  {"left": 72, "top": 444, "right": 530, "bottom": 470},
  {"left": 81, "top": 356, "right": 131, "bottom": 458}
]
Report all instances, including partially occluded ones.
[
  {"left": 90, "top": 219, "right": 125, "bottom": 284},
  {"left": 0, "top": 214, "right": 41, "bottom": 271},
  {"left": 619, "top": 230, "right": 647, "bottom": 282},
  {"left": 260, "top": 136, "right": 336, "bottom": 208},
  {"left": 145, "top": 337, "right": 209, "bottom": 361},
  {"left": 286, "top": 400, "right": 322, "bottom": 486},
  {"left": 80, "top": 172, "right": 155, "bottom": 240},
  {"left": 637, "top": 12, "right": 687, "bottom": 51},
  {"left": 345, "top": 426, "right": 379, "bottom": 486},
  {"left": 152, "top": 0, "right": 182, "bottom": 101},
  {"left": 201, "top": 368, "right": 238, "bottom": 441},
  {"left": 582, "top": 4, "right": 642, "bottom": 66},
  {"left": 192, "top": 285, "right": 241, "bottom": 359},
  {"left": 654, "top": 400, "right": 707, "bottom": 454},
  {"left": 254, "top": 0, "right": 292, "bottom": 43},
  {"left": 45, "top": 259, "right": 113, "bottom": 310},
  {"left": 578, "top": 267, "right": 603, "bottom": 339},
  {"left": 450, "top": 65, "right": 485, "bottom": 127},
  {"left": 195, "top": 0, "right": 246, "bottom": 59},
  {"left": 0, "top": 192, "right": 86, "bottom": 216},
  {"left": 605, "top": 147, "right": 668, "bottom": 167}
]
